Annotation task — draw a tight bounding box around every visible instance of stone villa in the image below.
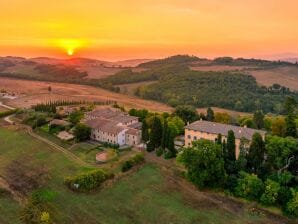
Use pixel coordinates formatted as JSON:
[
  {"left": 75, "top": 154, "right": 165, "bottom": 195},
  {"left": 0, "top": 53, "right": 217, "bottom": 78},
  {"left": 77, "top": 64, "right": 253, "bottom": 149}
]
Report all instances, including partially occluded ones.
[
  {"left": 84, "top": 108, "right": 142, "bottom": 146},
  {"left": 185, "top": 120, "right": 266, "bottom": 158}
]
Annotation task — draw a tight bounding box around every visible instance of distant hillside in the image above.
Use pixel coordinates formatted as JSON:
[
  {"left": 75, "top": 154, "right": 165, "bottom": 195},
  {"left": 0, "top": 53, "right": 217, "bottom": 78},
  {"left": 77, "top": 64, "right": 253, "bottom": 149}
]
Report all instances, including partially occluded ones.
[{"left": 138, "top": 55, "right": 205, "bottom": 68}]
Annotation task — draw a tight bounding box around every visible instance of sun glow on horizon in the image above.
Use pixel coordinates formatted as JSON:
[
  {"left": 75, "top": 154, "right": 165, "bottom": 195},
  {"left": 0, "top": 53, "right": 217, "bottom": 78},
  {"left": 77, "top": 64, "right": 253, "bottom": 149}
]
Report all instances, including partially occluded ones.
[{"left": 55, "top": 39, "right": 86, "bottom": 56}]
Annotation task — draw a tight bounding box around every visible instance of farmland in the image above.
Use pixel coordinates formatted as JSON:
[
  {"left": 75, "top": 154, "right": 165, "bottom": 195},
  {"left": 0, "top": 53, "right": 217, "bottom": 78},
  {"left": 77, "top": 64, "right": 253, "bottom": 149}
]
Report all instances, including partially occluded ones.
[
  {"left": 0, "top": 127, "right": 293, "bottom": 224},
  {"left": 0, "top": 77, "right": 172, "bottom": 112}
]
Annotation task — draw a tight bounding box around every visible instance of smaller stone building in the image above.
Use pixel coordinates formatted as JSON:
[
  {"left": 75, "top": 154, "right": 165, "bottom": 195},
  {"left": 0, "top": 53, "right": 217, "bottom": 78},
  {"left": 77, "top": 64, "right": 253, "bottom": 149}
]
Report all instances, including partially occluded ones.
[{"left": 185, "top": 120, "right": 266, "bottom": 158}]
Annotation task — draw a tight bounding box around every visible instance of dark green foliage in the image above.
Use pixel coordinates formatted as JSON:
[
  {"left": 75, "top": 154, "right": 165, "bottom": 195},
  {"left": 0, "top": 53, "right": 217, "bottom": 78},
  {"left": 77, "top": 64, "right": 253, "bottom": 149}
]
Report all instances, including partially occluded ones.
[
  {"left": 206, "top": 107, "right": 214, "bottom": 121},
  {"left": 133, "top": 68, "right": 298, "bottom": 113},
  {"left": 155, "top": 147, "right": 164, "bottom": 157},
  {"left": 128, "top": 108, "right": 150, "bottom": 122},
  {"left": 121, "top": 153, "right": 145, "bottom": 172},
  {"left": 235, "top": 171, "right": 263, "bottom": 201},
  {"left": 64, "top": 169, "right": 114, "bottom": 192},
  {"left": 147, "top": 116, "right": 163, "bottom": 150},
  {"left": 260, "top": 179, "right": 280, "bottom": 205},
  {"left": 284, "top": 97, "right": 297, "bottom": 137},
  {"left": 177, "top": 140, "right": 226, "bottom": 188},
  {"left": 173, "top": 105, "right": 199, "bottom": 123},
  {"left": 247, "top": 133, "right": 265, "bottom": 174},
  {"left": 227, "top": 130, "right": 236, "bottom": 161},
  {"left": 69, "top": 110, "right": 84, "bottom": 124},
  {"left": 216, "top": 134, "right": 222, "bottom": 145},
  {"left": 74, "top": 124, "right": 91, "bottom": 142},
  {"left": 265, "top": 136, "right": 298, "bottom": 172},
  {"left": 253, "top": 110, "right": 264, "bottom": 129},
  {"left": 285, "top": 189, "right": 298, "bottom": 217},
  {"left": 138, "top": 55, "right": 201, "bottom": 68},
  {"left": 102, "top": 142, "right": 120, "bottom": 149},
  {"left": 141, "top": 120, "right": 149, "bottom": 142}
]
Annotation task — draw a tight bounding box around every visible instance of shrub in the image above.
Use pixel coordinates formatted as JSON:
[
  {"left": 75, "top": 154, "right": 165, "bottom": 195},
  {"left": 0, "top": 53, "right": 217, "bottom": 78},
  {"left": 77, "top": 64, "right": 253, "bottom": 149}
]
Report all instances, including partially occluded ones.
[
  {"left": 235, "top": 171, "right": 264, "bottom": 201},
  {"left": 260, "top": 179, "right": 280, "bottom": 205},
  {"left": 286, "top": 188, "right": 298, "bottom": 217},
  {"left": 155, "top": 147, "right": 163, "bottom": 157},
  {"left": 64, "top": 169, "right": 114, "bottom": 192},
  {"left": 121, "top": 153, "right": 145, "bottom": 172},
  {"left": 20, "top": 190, "right": 54, "bottom": 224}
]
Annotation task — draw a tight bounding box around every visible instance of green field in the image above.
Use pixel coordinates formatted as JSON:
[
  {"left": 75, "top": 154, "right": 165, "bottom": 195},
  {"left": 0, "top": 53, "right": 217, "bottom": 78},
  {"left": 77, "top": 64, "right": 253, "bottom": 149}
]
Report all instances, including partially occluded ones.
[{"left": 0, "top": 127, "right": 291, "bottom": 224}]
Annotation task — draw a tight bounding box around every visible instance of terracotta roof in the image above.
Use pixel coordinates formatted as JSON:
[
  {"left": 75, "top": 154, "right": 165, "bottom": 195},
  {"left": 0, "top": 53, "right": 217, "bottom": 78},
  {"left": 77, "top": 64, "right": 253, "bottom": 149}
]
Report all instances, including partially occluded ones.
[
  {"left": 85, "top": 118, "right": 126, "bottom": 135},
  {"left": 127, "top": 122, "right": 142, "bottom": 129},
  {"left": 185, "top": 120, "right": 266, "bottom": 140},
  {"left": 126, "top": 128, "right": 140, "bottom": 135},
  {"left": 86, "top": 108, "right": 138, "bottom": 124}
]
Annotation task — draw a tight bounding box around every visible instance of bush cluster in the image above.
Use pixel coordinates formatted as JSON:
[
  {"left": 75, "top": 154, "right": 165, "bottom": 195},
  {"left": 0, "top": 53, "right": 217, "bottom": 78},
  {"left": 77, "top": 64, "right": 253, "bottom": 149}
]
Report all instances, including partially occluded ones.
[
  {"left": 121, "top": 153, "right": 145, "bottom": 172},
  {"left": 64, "top": 169, "right": 114, "bottom": 192}
]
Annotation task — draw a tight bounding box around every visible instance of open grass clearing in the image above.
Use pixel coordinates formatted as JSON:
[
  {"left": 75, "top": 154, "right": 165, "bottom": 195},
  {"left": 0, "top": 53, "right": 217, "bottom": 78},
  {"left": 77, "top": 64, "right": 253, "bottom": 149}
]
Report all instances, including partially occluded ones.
[{"left": 0, "top": 127, "right": 294, "bottom": 224}]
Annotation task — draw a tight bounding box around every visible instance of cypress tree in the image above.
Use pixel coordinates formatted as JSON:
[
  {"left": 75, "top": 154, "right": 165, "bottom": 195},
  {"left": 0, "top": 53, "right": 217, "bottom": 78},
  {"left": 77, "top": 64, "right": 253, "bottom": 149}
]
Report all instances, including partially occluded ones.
[
  {"left": 148, "top": 116, "right": 163, "bottom": 149},
  {"left": 207, "top": 107, "right": 215, "bottom": 121},
  {"left": 141, "top": 120, "right": 149, "bottom": 142},
  {"left": 227, "top": 130, "right": 236, "bottom": 161},
  {"left": 284, "top": 97, "right": 297, "bottom": 137},
  {"left": 247, "top": 132, "right": 265, "bottom": 174}
]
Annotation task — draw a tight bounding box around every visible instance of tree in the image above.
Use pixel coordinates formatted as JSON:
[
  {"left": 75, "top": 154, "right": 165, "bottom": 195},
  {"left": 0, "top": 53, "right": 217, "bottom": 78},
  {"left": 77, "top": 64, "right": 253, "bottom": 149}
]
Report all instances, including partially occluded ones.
[
  {"left": 271, "top": 117, "right": 286, "bottom": 137},
  {"left": 214, "top": 112, "right": 231, "bottom": 124},
  {"left": 286, "top": 189, "right": 298, "bottom": 217},
  {"left": 260, "top": 179, "right": 280, "bottom": 205},
  {"left": 253, "top": 110, "right": 264, "bottom": 129},
  {"left": 247, "top": 133, "right": 265, "bottom": 174},
  {"left": 74, "top": 123, "right": 91, "bottom": 142},
  {"left": 147, "top": 116, "right": 163, "bottom": 150},
  {"left": 177, "top": 139, "right": 226, "bottom": 188},
  {"left": 141, "top": 119, "right": 149, "bottom": 142},
  {"left": 227, "top": 130, "right": 236, "bottom": 161},
  {"left": 69, "top": 110, "right": 84, "bottom": 124},
  {"left": 173, "top": 105, "right": 199, "bottom": 123},
  {"left": 235, "top": 171, "right": 263, "bottom": 201},
  {"left": 206, "top": 107, "right": 214, "bottom": 121},
  {"left": 216, "top": 133, "right": 222, "bottom": 145},
  {"left": 167, "top": 116, "right": 184, "bottom": 135},
  {"left": 236, "top": 138, "right": 249, "bottom": 171},
  {"left": 265, "top": 136, "right": 298, "bottom": 173},
  {"left": 284, "top": 97, "right": 297, "bottom": 137}
]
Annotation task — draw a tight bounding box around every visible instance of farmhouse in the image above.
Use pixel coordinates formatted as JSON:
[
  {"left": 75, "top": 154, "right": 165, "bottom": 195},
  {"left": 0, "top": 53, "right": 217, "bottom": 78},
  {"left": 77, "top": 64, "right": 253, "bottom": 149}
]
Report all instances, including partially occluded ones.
[
  {"left": 185, "top": 120, "right": 266, "bottom": 158},
  {"left": 84, "top": 108, "right": 141, "bottom": 146}
]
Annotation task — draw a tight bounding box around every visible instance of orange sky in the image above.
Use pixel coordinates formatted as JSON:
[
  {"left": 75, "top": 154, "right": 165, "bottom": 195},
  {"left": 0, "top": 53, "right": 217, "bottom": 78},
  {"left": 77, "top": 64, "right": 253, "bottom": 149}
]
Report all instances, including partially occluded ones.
[{"left": 1, "top": 0, "right": 298, "bottom": 60}]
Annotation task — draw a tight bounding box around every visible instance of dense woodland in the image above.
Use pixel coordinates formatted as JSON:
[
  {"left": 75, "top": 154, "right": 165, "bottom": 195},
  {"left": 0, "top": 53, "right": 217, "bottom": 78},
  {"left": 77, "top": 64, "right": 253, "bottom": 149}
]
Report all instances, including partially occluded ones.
[
  {"left": 1, "top": 55, "right": 298, "bottom": 113},
  {"left": 101, "top": 63, "right": 298, "bottom": 113}
]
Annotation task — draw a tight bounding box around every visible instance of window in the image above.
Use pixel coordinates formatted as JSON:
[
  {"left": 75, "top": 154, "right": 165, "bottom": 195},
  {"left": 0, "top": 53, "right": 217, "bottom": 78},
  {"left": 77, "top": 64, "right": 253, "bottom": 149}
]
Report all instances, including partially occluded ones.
[
  {"left": 187, "top": 135, "right": 191, "bottom": 139},
  {"left": 194, "top": 136, "right": 197, "bottom": 140}
]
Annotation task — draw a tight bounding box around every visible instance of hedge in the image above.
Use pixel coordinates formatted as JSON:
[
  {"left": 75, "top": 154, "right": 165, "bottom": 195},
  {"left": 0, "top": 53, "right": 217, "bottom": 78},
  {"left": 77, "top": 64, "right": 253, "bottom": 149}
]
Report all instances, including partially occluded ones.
[
  {"left": 64, "top": 169, "right": 114, "bottom": 192},
  {"left": 121, "top": 153, "right": 145, "bottom": 172}
]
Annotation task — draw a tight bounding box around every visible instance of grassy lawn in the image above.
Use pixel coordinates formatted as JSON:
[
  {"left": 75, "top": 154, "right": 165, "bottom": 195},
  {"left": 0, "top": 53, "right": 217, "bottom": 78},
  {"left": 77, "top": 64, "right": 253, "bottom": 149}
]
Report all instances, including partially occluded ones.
[
  {"left": 35, "top": 127, "right": 73, "bottom": 148},
  {"left": 70, "top": 142, "right": 104, "bottom": 164},
  {"left": 0, "top": 127, "right": 291, "bottom": 224},
  {"left": 0, "top": 191, "right": 21, "bottom": 224}
]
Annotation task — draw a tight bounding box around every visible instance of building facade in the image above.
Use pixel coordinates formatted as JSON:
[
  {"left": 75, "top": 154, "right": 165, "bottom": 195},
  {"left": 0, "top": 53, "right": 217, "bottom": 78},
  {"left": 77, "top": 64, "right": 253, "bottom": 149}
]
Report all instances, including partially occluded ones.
[
  {"left": 85, "top": 108, "right": 142, "bottom": 146},
  {"left": 185, "top": 120, "right": 266, "bottom": 158}
]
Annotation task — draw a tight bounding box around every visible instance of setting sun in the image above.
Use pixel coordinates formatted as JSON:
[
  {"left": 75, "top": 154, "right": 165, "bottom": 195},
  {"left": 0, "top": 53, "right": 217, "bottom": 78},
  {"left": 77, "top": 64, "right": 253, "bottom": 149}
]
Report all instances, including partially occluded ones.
[{"left": 55, "top": 39, "right": 86, "bottom": 56}]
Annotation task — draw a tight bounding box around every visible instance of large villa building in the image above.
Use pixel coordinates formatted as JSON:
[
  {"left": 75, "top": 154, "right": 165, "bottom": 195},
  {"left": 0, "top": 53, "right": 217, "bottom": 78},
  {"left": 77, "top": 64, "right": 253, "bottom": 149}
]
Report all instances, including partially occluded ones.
[
  {"left": 185, "top": 120, "right": 266, "bottom": 158},
  {"left": 84, "top": 108, "right": 142, "bottom": 146}
]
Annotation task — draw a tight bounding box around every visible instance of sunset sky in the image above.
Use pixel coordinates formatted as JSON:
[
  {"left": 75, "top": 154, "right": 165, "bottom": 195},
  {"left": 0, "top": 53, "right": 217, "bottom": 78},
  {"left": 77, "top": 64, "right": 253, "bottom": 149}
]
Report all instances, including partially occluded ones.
[{"left": 1, "top": 0, "right": 298, "bottom": 60}]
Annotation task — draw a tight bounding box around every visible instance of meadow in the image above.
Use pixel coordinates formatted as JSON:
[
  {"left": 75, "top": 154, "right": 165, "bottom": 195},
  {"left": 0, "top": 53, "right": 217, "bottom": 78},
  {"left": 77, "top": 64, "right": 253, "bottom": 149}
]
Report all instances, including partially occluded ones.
[{"left": 0, "top": 127, "right": 293, "bottom": 224}]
